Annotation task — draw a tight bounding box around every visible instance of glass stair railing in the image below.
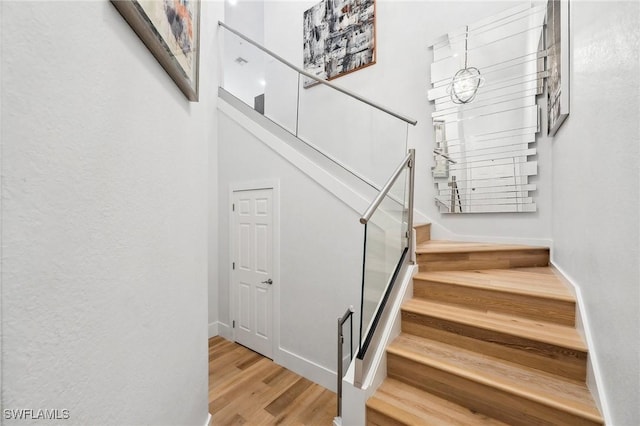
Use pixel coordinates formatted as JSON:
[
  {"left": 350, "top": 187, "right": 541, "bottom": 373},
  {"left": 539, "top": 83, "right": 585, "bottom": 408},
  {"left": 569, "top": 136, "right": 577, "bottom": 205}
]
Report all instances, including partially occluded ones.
[
  {"left": 218, "top": 21, "right": 417, "bottom": 421},
  {"left": 218, "top": 21, "right": 416, "bottom": 192},
  {"left": 355, "top": 149, "right": 415, "bottom": 388}
]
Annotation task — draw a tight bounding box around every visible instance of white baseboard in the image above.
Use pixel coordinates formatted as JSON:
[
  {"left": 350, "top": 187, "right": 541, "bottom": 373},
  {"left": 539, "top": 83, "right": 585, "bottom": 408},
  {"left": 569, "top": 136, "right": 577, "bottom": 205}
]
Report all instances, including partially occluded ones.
[
  {"left": 274, "top": 346, "right": 336, "bottom": 392},
  {"left": 550, "top": 261, "right": 612, "bottom": 425},
  {"left": 217, "top": 322, "right": 232, "bottom": 340},
  {"left": 208, "top": 321, "right": 232, "bottom": 340},
  {"left": 210, "top": 320, "right": 333, "bottom": 392},
  {"left": 208, "top": 322, "right": 219, "bottom": 338},
  {"left": 430, "top": 221, "right": 553, "bottom": 248},
  {"left": 203, "top": 413, "right": 211, "bottom": 426}
]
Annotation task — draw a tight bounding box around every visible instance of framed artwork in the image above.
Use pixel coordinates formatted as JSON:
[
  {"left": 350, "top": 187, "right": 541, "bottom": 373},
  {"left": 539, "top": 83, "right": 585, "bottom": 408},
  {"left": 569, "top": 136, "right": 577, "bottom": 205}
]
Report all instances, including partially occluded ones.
[
  {"left": 546, "top": 0, "right": 569, "bottom": 135},
  {"left": 111, "top": 0, "right": 201, "bottom": 101},
  {"left": 303, "top": 0, "right": 376, "bottom": 88}
]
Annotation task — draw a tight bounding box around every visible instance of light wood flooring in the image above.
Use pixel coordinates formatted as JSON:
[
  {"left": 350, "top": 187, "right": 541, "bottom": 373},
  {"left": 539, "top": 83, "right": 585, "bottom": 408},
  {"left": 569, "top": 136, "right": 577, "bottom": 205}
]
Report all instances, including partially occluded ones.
[{"left": 209, "top": 336, "right": 336, "bottom": 425}]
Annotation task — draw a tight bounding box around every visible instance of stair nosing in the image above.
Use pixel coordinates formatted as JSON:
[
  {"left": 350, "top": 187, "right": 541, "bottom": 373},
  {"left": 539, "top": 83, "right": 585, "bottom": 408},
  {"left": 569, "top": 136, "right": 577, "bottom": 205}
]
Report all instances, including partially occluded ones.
[
  {"left": 402, "top": 298, "right": 587, "bottom": 351},
  {"left": 388, "top": 335, "right": 602, "bottom": 424}
]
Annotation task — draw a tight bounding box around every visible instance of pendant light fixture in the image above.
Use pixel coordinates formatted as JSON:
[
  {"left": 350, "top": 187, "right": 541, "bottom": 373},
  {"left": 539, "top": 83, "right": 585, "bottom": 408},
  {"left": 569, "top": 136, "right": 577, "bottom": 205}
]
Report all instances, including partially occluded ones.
[{"left": 447, "top": 25, "right": 484, "bottom": 104}]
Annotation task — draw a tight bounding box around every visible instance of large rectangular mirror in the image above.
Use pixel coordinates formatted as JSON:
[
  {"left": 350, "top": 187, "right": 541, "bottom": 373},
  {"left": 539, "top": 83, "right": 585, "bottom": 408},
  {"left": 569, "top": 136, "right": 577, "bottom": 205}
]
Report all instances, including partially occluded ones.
[{"left": 428, "top": 1, "right": 548, "bottom": 213}]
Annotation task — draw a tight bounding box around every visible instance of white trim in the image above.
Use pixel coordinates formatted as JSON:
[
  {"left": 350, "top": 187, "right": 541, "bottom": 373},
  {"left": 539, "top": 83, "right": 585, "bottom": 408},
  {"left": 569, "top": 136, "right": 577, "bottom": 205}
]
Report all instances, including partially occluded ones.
[
  {"left": 217, "top": 321, "right": 232, "bottom": 340},
  {"left": 219, "top": 99, "right": 371, "bottom": 217},
  {"left": 208, "top": 322, "right": 219, "bottom": 339},
  {"left": 341, "top": 373, "right": 366, "bottom": 426},
  {"left": 272, "top": 185, "right": 282, "bottom": 372},
  {"left": 208, "top": 321, "right": 232, "bottom": 339},
  {"left": 361, "top": 264, "right": 417, "bottom": 392},
  {"left": 429, "top": 221, "right": 553, "bottom": 248},
  {"left": 550, "top": 261, "right": 612, "bottom": 425},
  {"left": 228, "top": 180, "right": 281, "bottom": 361},
  {"left": 219, "top": 98, "right": 437, "bottom": 236},
  {"left": 274, "top": 346, "right": 336, "bottom": 392},
  {"left": 202, "top": 413, "right": 211, "bottom": 426}
]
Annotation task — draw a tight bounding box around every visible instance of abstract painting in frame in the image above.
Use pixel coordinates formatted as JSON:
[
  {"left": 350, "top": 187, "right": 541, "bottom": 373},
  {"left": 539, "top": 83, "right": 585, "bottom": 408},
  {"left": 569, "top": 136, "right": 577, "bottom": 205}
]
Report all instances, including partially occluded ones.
[
  {"left": 112, "top": 0, "right": 201, "bottom": 101},
  {"left": 303, "top": 0, "right": 376, "bottom": 88},
  {"left": 546, "top": 0, "right": 569, "bottom": 135}
]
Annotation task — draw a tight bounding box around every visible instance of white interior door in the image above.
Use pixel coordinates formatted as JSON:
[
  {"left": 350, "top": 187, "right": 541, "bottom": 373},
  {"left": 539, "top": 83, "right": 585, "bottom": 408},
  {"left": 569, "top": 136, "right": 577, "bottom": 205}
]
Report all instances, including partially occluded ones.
[{"left": 232, "top": 188, "right": 273, "bottom": 358}]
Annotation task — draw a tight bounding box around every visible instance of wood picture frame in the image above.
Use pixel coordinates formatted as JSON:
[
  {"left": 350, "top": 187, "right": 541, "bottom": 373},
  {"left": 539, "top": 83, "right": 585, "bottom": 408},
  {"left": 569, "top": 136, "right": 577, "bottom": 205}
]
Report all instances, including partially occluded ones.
[
  {"left": 111, "top": 0, "right": 201, "bottom": 101},
  {"left": 303, "top": 0, "right": 376, "bottom": 88}
]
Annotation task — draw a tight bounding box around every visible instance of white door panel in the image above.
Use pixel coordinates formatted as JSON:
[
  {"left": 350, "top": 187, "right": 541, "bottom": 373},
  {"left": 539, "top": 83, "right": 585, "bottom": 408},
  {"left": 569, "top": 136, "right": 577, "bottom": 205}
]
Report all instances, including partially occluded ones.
[{"left": 232, "top": 188, "right": 273, "bottom": 358}]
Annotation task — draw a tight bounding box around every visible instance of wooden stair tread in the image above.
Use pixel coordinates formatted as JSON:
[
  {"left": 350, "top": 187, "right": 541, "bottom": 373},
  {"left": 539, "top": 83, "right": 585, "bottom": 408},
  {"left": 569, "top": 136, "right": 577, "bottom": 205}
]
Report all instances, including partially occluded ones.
[
  {"left": 416, "top": 240, "right": 548, "bottom": 254},
  {"left": 368, "top": 378, "right": 508, "bottom": 425},
  {"left": 402, "top": 298, "right": 586, "bottom": 351},
  {"left": 413, "top": 268, "right": 574, "bottom": 302},
  {"left": 388, "top": 333, "right": 602, "bottom": 423}
]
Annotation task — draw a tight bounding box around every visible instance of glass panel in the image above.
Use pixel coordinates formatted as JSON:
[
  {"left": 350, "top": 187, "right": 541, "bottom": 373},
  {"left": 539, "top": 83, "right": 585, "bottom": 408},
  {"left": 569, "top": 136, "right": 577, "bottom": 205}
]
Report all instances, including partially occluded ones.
[
  {"left": 359, "top": 167, "right": 409, "bottom": 353},
  {"left": 221, "top": 29, "right": 299, "bottom": 134},
  {"left": 220, "top": 25, "right": 409, "bottom": 191},
  {"left": 297, "top": 82, "right": 408, "bottom": 188}
]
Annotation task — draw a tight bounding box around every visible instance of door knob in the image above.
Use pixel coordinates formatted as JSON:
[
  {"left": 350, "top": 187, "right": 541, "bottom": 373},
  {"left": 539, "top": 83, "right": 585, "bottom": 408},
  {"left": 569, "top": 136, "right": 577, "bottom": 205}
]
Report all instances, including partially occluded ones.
[{"left": 261, "top": 279, "right": 273, "bottom": 285}]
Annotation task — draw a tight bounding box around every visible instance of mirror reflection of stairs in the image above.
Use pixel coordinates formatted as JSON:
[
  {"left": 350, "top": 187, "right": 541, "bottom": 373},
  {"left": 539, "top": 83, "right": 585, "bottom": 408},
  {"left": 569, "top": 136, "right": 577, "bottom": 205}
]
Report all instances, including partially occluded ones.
[{"left": 366, "top": 230, "right": 604, "bottom": 425}]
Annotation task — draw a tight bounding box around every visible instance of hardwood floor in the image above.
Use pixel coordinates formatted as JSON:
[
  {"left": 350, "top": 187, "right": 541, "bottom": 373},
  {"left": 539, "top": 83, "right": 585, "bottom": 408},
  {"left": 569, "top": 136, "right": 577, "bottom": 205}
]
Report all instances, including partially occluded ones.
[{"left": 209, "top": 336, "right": 336, "bottom": 425}]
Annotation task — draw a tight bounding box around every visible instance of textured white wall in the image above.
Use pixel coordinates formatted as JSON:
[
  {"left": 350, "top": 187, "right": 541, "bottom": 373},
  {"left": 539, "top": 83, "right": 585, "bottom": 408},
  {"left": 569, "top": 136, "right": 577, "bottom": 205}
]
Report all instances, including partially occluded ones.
[
  {"left": 263, "top": 0, "right": 553, "bottom": 245},
  {"left": 550, "top": 2, "right": 640, "bottom": 425},
  {"left": 1, "top": 1, "right": 222, "bottom": 424}
]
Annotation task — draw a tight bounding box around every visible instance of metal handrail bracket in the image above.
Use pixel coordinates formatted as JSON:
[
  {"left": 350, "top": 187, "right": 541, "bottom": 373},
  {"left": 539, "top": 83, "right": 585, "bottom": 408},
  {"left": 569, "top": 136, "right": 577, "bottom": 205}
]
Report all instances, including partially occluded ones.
[
  {"left": 360, "top": 149, "right": 414, "bottom": 225},
  {"left": 218, "top": 21, "right": 417, "bottom": 126}
]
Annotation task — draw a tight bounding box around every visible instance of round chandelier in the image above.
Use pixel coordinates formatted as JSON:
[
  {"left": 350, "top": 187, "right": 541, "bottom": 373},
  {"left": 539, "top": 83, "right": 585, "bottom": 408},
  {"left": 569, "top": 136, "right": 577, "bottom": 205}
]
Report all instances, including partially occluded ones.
[{"left": 447, "top": 25, "right": 484, "bottom": 104}]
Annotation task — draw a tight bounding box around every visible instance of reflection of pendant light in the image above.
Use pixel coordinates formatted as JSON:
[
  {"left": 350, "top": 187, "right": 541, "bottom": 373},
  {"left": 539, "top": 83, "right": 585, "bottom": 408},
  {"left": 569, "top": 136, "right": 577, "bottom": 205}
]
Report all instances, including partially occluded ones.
[{"left": 447, "top": 25, "right": 484, "bottom": 104}]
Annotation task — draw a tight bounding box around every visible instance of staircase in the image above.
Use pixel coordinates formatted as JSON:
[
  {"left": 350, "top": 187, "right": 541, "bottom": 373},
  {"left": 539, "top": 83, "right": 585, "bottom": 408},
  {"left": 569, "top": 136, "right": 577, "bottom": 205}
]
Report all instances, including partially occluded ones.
[{"left": 366, "top": 225, "right": 604, "bottom": 425}]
